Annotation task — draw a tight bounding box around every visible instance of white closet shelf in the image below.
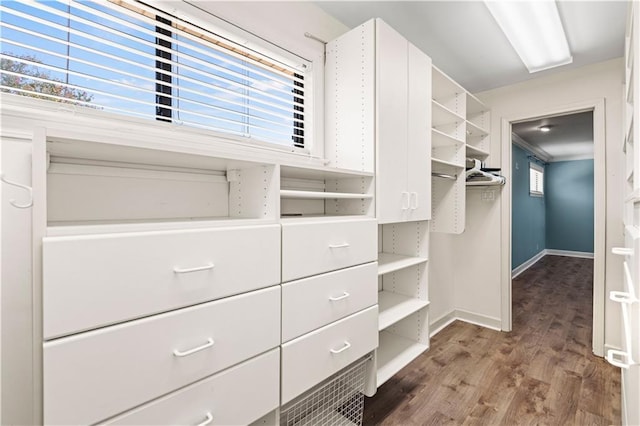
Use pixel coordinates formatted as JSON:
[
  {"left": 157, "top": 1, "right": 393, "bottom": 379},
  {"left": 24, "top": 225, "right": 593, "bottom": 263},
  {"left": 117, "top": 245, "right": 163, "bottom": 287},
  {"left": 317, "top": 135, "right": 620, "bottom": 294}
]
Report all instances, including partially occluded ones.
[
  {"left": 465, "top": 120, "right": 489, "bottom": 138},
  {"left": 432, "top": 65, "right": 465, "bottom": 100},
  {"left": 280, "top": 164, "right": 374, "bottom": 180},
  {"left": 432, "top": 101, "right": 465, "bottom": 127},
  {"left": 627, "top": 67, "right": 635, "bottom": 104},
  {"left": 376, "top": 331, "right": 429, "bottom": 387},
  {"left": 378, "top": 291, "right": 429, "bottom": 331},
  {"left": 46, "top": 217, "right": 274, "bottom": 237},
  {"left": 280, "top": 190, "right": 373, "bottom": 200},
  {"left": 626, "top": 188, "right": 640, "bottom": 203},
  {"left": 378, "top": 252, "right": 428, "bottom": 275},
  {"left": 466, "top": 92, "right": 488, "bottom": 116},
  {"left": 432, "top": 128, "right": 465, "bottom": 147},
  {"left": 466, "top": 144, "right": 489, "bottom": 159},
  {"left": 431, "top": 158, "right": 465, "bottom": 170}
]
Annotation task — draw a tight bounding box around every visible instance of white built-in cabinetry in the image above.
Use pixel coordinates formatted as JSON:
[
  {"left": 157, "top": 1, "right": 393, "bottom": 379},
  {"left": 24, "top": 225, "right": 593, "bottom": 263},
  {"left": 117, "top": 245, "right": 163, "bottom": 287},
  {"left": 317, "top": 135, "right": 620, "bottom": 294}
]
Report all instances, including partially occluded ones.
[
  {"left": 325, "top": 18, "right": 432, "bottom": 393},
  {"left": 611, "top": 3, "right": 640, "bottom": 426},
  {"left": 430, "top": 67, "right": 491, "bottom": 234},
  {"left": 6, "top": 116, "right": 379, "bottom": 424}
]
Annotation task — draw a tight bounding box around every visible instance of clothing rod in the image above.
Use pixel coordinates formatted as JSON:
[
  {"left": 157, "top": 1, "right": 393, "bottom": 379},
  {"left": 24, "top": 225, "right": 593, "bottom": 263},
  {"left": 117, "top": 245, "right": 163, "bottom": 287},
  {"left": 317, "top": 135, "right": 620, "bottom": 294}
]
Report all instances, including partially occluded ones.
[{"left": 432, "top": 172, "right": 457, "bottom": 180}]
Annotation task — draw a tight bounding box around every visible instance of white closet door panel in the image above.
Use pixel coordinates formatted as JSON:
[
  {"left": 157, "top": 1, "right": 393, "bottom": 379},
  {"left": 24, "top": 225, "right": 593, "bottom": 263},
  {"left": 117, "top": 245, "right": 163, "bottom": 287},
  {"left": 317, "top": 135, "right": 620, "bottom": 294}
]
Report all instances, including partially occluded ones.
[
  {"left": 43, "top": 286, "right": 280, "bottom": 426},
  {"left": 104, "top": 349, "right": 280, "bottom": 426},
  {"left": 43, "top": 224, "right": 280, "bottom": 339},
  {"left": 281, "top": 305, "right": 378, "bottom": 404},
  {"left": 407, "top": 43, "right": 432, "bottom": 221},
  {"left": 281, "top": 262, "right": 378, "bottom": 342},
  {"left": 375, "top": 18, "right": 409, "bottom": 224},
  {"left": 281, "top": 218, "right": 377, "bottom": 282}
]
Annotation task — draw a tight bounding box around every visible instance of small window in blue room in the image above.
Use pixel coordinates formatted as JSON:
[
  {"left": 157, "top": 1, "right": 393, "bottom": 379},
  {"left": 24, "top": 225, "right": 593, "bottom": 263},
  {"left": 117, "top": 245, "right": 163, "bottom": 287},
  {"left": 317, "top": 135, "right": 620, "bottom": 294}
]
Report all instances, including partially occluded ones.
[{"left": 529, "top": 162, "right": 544, "bottom": 196}]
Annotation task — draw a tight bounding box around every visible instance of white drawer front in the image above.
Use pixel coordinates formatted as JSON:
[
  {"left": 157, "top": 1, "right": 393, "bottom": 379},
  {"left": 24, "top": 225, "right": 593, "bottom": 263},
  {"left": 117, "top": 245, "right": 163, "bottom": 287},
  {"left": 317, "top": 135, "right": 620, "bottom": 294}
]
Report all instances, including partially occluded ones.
[
  {"left": 43, "top": 224, "right": 280, "bottom": 339},
  {"left": 281, "top": 262, "right": 377, "bottom": 342},
  {"left": 281, "top": 305, "right": 378, "bottom": 404},
  {"left": 104, "top": 349, "right": 280, "bottom": 426},
  {"left": 282, "top": 218, "right": 377, "bottom": 282},
  {"left": 44, "top": 286, "right": 280, "bottom": 426}
]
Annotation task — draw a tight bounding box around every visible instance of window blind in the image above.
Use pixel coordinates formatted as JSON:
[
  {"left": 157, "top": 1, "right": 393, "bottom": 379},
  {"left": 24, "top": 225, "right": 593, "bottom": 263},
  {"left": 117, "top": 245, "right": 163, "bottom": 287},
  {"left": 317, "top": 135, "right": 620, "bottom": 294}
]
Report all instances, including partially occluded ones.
[
  {"left": 529, "top": 163, "right": 544, "bottom": 195},
  {"left": 0, "top": 0, "right": 307, "bottom": 149}
]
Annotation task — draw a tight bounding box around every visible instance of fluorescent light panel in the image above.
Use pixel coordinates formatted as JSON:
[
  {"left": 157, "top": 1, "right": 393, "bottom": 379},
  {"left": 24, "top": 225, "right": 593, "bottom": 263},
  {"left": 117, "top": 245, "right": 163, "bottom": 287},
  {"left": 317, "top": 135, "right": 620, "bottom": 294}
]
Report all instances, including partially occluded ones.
[{"left": 485, "top": 0, "right": 572, "bottom": 73}]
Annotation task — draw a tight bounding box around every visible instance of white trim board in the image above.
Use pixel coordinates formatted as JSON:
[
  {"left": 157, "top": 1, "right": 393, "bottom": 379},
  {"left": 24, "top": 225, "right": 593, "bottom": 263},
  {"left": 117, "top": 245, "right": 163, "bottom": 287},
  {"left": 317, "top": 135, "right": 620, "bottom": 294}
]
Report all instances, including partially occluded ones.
[
  {"left": 512, "top": 250, "right": 546, "bottom": 279},
  {"left": 545, "top": 249, "right": 594, "bottom": 259},
  {"left": 430, "top": 310, "right": 502, "bottom": 338}
]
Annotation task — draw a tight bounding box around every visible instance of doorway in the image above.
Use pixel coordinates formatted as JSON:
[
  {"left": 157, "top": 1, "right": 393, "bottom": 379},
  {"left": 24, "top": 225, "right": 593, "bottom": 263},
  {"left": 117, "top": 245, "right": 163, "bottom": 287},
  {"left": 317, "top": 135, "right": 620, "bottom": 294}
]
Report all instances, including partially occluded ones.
[{"left": 500, "top": 100, "right": 606, "bottom": 356}]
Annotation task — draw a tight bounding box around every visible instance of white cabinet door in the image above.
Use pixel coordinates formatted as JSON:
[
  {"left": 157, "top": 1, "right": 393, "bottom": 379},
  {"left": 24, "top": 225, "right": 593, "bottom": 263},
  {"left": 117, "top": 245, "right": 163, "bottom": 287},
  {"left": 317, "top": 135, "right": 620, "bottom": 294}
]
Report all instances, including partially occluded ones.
[
  {"left": 376, "top": 19, "right": 409, "bottom": 224},
  {"left": 407, "top": 43, "right": 432, "bottom": 221}
]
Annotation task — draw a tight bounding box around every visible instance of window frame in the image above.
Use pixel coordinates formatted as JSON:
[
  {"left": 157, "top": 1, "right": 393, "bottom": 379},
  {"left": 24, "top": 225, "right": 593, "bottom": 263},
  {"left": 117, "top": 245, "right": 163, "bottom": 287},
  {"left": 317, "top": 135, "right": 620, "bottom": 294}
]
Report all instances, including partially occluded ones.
[{"left": 529, "top": 162, "right": 544, "bottom": 197}]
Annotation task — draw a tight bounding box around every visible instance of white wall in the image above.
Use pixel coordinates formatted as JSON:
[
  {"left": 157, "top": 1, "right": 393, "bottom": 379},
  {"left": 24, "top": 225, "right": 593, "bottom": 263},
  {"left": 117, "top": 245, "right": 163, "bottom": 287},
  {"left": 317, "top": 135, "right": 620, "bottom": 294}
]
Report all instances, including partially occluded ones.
[{"left": 474, "top": 58, "right": 625, "bottom": 349}]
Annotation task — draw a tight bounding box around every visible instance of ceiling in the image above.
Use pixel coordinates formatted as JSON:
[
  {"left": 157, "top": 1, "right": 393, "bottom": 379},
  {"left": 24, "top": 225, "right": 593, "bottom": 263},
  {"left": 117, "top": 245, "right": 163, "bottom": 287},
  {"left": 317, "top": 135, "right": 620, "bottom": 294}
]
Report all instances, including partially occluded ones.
[
  {"left": 315, "top": 1, "right": 619, "bottom": 159},
  {"left": 314, "top": 1, "right": 627, "bottom": 93},
  {"left": 512, "top": 111, "right": 594, "bottom": 161}
]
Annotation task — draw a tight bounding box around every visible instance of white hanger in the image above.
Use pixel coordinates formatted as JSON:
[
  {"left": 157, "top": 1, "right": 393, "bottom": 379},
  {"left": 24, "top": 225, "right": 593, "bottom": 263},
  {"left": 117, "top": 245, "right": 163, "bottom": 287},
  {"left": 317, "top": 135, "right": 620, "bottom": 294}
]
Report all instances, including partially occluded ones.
[
  {"left": 0, "top": 173, "right": 34, "bottom": 209},
  {"left": 465, "top": 159, "right": 505, "bottom": 186}
]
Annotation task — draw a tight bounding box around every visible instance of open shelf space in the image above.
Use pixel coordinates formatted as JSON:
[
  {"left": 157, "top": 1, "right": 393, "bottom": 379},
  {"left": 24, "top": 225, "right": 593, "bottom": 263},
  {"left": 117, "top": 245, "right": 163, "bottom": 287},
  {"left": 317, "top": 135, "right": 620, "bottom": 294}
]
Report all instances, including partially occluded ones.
[
  {"left": 376, "top": 330, "right": 429, "bottom": 387},
  {"left": 466, "top": 144, "right": 490, "bottom": 159},
  {"left": 432, "top": 157, "right": 465, "bottom": 170},
  {"left": 280, "top": 190, "right": 373, "bottom": 200},
  {"left": 466, "top": 120, "right": 489, "bottom": 139},
  {"left": 378, "top": 291, "right": 430, "bottom": 331},
  {"left": 378, "top": 252, "right": 428, "bottom": 276},
  {"left": 432, "top": 128, "right": 465, "bottom": 147},
  {"left": 432, "top": 101, "right": 465, "bottom": 128}
]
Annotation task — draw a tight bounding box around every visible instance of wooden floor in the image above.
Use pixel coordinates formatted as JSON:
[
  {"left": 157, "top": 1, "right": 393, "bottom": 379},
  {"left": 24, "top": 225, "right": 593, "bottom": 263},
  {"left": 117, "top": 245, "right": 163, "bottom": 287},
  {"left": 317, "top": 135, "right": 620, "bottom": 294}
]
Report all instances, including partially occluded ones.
[{"left": 363, "top": 255, "right": 621, "bottom": 425}]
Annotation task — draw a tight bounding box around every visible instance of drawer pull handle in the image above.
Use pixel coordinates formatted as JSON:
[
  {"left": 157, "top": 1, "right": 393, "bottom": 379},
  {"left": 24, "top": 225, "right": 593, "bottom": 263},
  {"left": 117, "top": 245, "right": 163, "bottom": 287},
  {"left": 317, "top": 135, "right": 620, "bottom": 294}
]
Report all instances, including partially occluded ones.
[
  {"left": 329, "top": 292, "right": 350, "bottom": 301},
  {"left": 328, "top": 243, "right": 350, "bottom": 249},
  {"left": 610, "top": 291, "right": 637, "bottom": 304},
  {"left": 173, "top": 338, "right": 215, "bottom": 357},
  {"left": 612, "top": 247, "right": 633, "bottom": 256},
  {"left": 330, "top": 341, "right": 351, "bottom": 354},
  {"left": 607, "top": 349, "right": 631, "bottom": 369},
  {"left": 410, "top": 192, "right": 418, "bottom": 210},
  {"left": 401, "top": 191, "right": 410, "bottom": 210},
  {"left": 173, "top": 263, "right": 215, "bottom": 274},
  {"left": 196, "top": 412, "right": 214, "bottom": 426}
]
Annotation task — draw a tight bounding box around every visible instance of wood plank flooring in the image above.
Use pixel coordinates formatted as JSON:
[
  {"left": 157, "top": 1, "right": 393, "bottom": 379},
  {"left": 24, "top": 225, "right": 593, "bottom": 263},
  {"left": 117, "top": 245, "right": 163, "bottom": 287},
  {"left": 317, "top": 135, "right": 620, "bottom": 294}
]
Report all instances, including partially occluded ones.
[{"left": 363, "top": 255, "right": 621, "bottom": 425}]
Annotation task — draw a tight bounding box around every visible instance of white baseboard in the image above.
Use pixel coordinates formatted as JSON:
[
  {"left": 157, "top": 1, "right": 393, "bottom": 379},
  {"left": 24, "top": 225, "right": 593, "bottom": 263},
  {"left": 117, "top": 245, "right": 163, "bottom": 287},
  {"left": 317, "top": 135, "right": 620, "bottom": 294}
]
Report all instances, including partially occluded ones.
[
  {"left": 429, "top": 311, "right": 457, "bottom": 337},
  {"left": 454, "top": 309, "right": 502, "bottom": 331},
  {"left": 545, "top": 249, "right": 594, "bottom": 259},
  {"left": 429, "top": 309, "right": 501, "bottom": 338},
  {"left": 512, "top": 250, "right": 546, "bottom": 279},
  {"left": 512, "top": 249, "right": 595, "bottom": 279}
]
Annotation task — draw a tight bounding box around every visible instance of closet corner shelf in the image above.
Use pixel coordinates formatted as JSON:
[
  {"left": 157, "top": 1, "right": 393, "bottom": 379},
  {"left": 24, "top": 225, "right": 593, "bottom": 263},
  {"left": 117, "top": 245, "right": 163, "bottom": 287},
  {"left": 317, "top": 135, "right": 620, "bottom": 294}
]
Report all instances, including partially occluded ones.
[
  {"left": 625, "top": 188, "right": 640, "bottom": 204},
  {"left": 431, "top": 158, "right": 465, "bottom": 169},
  {"left": 280, "top": 190, "right": 373, "bottom": 200},
  {"left": 432, "top": 128, "right": 465, "bottom": 147},
  {"left": 432, "top": 100, "right": 465, "bottom": 126},
  {"left": 378, "top": 291, "right": 429, "bottom": 331},
  {"left": 378, "top": 252, "right": 428, "bottom": 276},
  {"left": 465, "top": 120, "right": 489, "bottom": 138},
  {"left": 466, "top": 144, "right": 489, "bottom": 158},
  {"left": 376, "top": 331, "right": 429, "bottom": 387}
]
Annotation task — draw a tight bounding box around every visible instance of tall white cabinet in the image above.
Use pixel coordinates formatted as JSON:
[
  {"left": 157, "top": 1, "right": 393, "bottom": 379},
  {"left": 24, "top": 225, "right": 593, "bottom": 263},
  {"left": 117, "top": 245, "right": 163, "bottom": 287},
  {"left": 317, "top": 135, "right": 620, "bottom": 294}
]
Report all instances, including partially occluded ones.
[
  {"left": 612, "top": 3, "right": 640, "bottom": 426},
  {"left": 326, "top": 18, "right": 432, "bottom": 394}
]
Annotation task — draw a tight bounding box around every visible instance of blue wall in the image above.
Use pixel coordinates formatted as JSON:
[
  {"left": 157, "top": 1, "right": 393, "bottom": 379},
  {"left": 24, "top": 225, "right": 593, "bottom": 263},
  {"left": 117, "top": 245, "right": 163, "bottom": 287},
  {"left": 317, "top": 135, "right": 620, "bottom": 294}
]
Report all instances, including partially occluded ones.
[
  {"left": 545, "top": 160, "right": 594, "bottom": 253},
  {"left": 512, "top": 144, "right": 546, "bottom": 269}
]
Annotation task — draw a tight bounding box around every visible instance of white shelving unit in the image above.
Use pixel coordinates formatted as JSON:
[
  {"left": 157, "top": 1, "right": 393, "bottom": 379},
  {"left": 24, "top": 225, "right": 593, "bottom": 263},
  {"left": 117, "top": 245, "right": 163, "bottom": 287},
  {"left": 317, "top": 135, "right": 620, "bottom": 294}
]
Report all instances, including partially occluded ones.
[
  {"left": 376, "top": 221, "right": 429, "bottom": 388},
  {"left": 613, "top": 4, "right": 640, "bottom": 426},
  {"left": 430, "top": 66, "right": 492, "bottom": 234},
  {"left": 280, "top": 165, "right": 374, "bottom": 219}
]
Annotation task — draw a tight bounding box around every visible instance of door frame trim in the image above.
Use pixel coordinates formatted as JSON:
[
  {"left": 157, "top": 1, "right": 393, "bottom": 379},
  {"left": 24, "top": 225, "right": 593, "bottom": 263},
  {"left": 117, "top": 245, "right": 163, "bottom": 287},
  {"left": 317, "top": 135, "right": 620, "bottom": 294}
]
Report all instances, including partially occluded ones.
[{"left": 500, "top": 98, "right": 606, "bottom": 356}]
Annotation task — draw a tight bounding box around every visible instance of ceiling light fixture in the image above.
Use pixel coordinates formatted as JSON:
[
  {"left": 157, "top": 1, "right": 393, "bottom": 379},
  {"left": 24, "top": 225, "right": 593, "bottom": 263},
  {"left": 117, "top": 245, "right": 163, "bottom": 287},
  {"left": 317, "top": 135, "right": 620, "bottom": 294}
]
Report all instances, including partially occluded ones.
[
  {"left": 539, "top": 125, "right": 552, "bottom": 132},
  {"left": 484, "top": 1, "right": 573, "bottom": 73}
]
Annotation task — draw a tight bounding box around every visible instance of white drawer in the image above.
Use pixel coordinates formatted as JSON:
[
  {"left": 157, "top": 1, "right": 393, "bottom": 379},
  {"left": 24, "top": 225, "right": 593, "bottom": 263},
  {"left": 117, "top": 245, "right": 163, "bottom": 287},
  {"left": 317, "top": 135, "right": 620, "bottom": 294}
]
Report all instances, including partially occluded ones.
[
  {"left": 281, "top": 218, "right": 377, "bottom": 282},
  {"left": 281, "top": 262, "right": 377, "bottom": 342},
  {"left": 281, "top": 305, "right": 378, "bottom": 404},
  {"left": 103, "top": 349, "right": 280, "bottom": 426},
  {"left": 43, "top": 224, "right": 280, "bottom": 339},
  {"left": 44, "top": 286, "right": 280, "bottom": 426}
]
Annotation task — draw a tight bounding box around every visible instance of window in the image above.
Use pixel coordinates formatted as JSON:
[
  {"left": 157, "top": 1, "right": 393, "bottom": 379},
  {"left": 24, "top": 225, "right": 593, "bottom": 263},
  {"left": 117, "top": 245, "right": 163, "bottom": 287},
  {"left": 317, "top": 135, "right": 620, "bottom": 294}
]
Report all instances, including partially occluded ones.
[
  {"left": 0, "top": 0, "right": 308, "bottom": 149},
  {"left": 530, "top": 162, "right": 544, "bottom": 196}
]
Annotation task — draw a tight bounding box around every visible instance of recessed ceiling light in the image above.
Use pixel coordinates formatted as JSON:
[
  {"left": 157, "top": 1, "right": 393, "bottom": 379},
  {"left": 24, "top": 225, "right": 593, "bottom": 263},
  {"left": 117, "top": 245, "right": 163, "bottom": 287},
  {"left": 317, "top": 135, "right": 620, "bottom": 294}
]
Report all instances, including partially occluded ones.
[
  {"left": 539, "top": 125, "right": 552, "bottom": 132},
  {"left": 484, "top": 1, "right": 573, "bottom": 73}
]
